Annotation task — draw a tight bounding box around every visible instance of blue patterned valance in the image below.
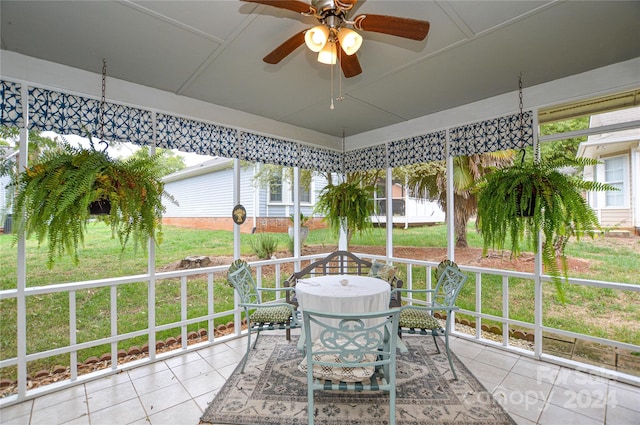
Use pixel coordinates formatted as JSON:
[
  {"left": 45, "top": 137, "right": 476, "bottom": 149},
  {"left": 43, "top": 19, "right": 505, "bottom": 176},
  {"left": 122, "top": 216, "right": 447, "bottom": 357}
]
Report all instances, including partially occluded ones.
[
  {"left": 1, "top": 80, "right": 536, "bottom": 173},
  {"left": 0, "top": 80, "right": 23, "bottom": 128},
  {"left": 344, "top": 144, "right": 387, "bottom": 173},
  {"left": 240, "top": 133, "right": 299, "bottom": 167},
  {"left": 389, "top": 131, "right": 446, "bottom": 167},
  {"left": 450, "top": 111, "right": 533, "bottom": 156},
  {"left": 29, "top": 87, "right": 153, "bottom": 145},
  {"left": 299, "top": 145, "right": 342, "bottom": 174},
  {"left": 156, "top": 113, "right": 238, "bottom": 158}
]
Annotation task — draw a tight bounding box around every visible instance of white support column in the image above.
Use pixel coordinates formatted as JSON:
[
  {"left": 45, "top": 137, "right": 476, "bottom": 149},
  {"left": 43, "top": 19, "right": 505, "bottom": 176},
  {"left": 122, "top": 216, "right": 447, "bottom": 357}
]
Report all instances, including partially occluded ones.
[
  {"left": 293, "top": 166, "right": 301, "bottom": 258},
  {"left": 233, "top": 158, "right": 241, "bottom": 259},
  {"left": 16, "top": 84, "right": 29, "bottom": 399},
  {"left": 532, "top": 112, "right": 544, "bottom": 357},
  {"left": 386, "top": 166, "right": 393, "bottom": 258},
  {"left": 338, "top": 173, "right": 348, "bottom": 250},
  {"left": 147, "top": 112, "right": 157, "bottom": 361},
  {"left": 445, "top": 129, "right": 455, "bottom": 261},
  {"left": 233, "top": 156, "right": 242, "bottom": 337}
]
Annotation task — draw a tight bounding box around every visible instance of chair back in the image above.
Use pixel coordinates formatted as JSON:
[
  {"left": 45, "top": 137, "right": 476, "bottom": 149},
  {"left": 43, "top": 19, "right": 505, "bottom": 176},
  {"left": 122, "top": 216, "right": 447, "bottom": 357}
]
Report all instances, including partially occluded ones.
[
  {"left": 432, "top": 265, "right": 467, "bottom": 308},
  {"left": 301, "top": 308, "right": 400, "bottom": 382},
  {"left": 227, "top": 259, "right": 260, "bottom": 305}
]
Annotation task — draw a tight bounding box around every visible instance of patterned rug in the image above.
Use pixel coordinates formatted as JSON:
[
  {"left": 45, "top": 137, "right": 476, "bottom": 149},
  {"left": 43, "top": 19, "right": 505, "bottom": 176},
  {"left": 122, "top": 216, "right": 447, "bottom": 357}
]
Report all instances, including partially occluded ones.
[{"left": 200, "top": 335, "right": 516, "bottom": 425}]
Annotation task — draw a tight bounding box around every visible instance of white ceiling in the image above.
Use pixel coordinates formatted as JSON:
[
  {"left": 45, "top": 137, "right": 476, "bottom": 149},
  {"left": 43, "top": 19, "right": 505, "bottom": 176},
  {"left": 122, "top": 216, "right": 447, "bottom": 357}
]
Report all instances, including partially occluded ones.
[{"left": 1, "top": 0, "right": 639, "bottom": 139}]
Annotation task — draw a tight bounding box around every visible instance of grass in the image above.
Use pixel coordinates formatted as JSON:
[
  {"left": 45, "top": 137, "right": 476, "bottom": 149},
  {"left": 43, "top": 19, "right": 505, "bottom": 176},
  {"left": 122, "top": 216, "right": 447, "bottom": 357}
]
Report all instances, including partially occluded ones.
[{"left": 1, "top": 222, "right": 639, "bottom": 380}]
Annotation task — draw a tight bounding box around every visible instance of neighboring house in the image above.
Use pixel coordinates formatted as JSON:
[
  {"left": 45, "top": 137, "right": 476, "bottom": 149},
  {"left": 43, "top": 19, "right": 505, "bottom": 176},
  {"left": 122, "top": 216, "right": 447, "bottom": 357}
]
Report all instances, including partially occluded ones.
[
  {"left": 0, "top": 174, "right": 11, "bottom": 232},
  {"left": 161, "top": 158, "right": 444, "bottom": 233},
  {"left": 0, "top": 146, "right": 17, "bottom": 233},
  {"left": 578, "top": 107, "right": 640, "bottom": 234}
]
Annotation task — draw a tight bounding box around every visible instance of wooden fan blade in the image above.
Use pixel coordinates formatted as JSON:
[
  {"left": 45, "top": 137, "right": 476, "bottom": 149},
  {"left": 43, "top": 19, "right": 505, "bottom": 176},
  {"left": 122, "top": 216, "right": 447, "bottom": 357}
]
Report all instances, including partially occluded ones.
[
  {"left": 353, "top": 14, "right": 430, "bottom": 41},
  {"left": 241, "top": 0, "right": 314, "bottom": 15},
  {"left": 335, "top": 0, "right": 358, "bottom": 11},
  {"left": 337, "top": 44, "right": 362, "bottom": 78},
  {"left": 263, "top": 30, "right": 306, "bottom": 64}
]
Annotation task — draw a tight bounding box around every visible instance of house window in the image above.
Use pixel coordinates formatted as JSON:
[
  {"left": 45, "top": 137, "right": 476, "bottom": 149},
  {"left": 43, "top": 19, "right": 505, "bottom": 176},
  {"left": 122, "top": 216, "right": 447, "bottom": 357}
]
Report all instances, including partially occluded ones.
[
  {"left": 295, "top": 186, "right": 311, "bottom": 203},
  {"left": 603, "top": 156, "right": 625, "bottom": 207},
  {"left": 269, "top": 175, "right": 282, "bottom": 203}
]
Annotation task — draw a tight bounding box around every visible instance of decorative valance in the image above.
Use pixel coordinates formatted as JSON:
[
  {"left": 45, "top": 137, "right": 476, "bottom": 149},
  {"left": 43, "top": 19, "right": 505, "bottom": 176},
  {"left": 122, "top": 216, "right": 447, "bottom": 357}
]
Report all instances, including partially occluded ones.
[
  {"left": 450, "top": 111, "right": 533, "bottom": 156},
  {"left": 28, "top": 87, "right": 153, "bottom": 145},
  {"left": 240, "top": 132, "right": 299, "bottom": 167},
  {"left": 156, "top": 113, "right": 238, "bottom": 158},
  {"left": 0, "top": 80, "right": 23, "bottom": 128},
  {"left": 1, "top": 80, "right": 534, "bottom": 173},
  {"left": 388, "top": 131, "right": 446, "bottom": 167}
]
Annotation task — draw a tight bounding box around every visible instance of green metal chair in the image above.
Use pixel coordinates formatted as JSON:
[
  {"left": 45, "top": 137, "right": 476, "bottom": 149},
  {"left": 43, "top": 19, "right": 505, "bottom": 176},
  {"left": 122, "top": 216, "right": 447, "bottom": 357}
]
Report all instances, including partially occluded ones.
[
  {"left": 299, "top": 308, "right": 401, "bottom": 425},
  {"left": 227, "top": 259, "right": 300, "bottom": 373},
  {"left": 392, "top": 260, "right": 467, "bottom": 380}
]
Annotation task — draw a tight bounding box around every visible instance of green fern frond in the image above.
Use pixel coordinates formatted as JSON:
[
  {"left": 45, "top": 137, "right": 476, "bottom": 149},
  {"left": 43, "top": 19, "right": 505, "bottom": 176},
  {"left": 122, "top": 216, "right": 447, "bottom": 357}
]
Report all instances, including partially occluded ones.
[
  {"left": 12, "top": 138, "right": 177, "bottom": 268},
  {"left": 476, "top": 156, "right": 617, "bottom": 303}
]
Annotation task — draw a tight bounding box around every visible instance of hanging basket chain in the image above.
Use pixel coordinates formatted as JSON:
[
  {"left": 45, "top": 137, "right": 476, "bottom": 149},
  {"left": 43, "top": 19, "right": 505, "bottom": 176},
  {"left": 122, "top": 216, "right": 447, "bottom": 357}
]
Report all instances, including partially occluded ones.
[
  {"left": 518, "top": 74, "right": 526, "bottom": 165},
  {"left": 97, "top": 59, "right": 109, "bottom": 153}
]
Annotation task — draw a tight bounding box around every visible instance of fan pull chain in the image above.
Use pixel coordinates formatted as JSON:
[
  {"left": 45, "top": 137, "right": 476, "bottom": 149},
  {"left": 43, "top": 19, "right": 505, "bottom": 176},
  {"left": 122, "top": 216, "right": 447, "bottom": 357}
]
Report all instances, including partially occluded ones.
[
  {"left": 336, "top": 46, "right": 344, "bottom": 102},
  {"left": 330, "top": 60, "right": 335, "bottom": 110}
]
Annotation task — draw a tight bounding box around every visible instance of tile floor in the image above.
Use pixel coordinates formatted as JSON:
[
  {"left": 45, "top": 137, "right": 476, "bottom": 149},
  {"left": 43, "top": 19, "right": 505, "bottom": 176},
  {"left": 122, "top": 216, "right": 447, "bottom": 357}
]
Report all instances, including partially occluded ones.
[{"left": 1, "top": 332, "right": 638, "bottom": 425}]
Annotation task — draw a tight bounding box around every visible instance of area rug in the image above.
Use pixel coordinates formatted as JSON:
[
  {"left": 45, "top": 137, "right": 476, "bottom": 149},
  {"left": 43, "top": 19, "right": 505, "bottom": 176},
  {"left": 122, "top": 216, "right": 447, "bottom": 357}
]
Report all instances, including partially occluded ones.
[{"left": 200, "top": 335, "right": 516, "bottom": 425}]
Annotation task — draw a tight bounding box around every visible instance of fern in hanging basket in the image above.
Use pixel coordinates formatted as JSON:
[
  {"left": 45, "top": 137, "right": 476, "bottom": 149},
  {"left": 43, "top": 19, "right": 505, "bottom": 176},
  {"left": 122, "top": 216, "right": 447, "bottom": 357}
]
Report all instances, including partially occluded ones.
[
  {"left": 12, "top": 139, "right": 176, "bottom": 267},
  {"left": 314, "top": 181, "right": 374, "bottom": 248},
  {"left": 475, "top": 156, "right": 616, "bottom": 301}
]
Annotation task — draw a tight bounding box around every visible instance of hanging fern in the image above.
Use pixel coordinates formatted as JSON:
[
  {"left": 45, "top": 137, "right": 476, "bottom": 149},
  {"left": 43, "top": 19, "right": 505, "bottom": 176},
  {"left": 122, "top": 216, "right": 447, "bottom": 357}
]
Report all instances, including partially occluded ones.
[
  {"left": 12, "top": 140, "right": 176, "bottom": 268},
  {"left": 475, "top": 156, "right": 617, "bottom": 301},
  {"left": 314, "top": 181, "right": 374, "bottom": 248}
]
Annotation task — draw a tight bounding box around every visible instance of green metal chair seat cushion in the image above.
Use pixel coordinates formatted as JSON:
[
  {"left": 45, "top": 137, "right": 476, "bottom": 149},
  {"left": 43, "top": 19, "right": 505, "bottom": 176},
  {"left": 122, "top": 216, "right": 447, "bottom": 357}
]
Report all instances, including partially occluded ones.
[
  {"left": 298, "top": 340, "right": 377, "bottom": 383},
  {"left": 399, "top": 307, "right": 441, "bottom": 330},
  {"left": 248, "top": 304, "right": 294, "bottom": 323}
]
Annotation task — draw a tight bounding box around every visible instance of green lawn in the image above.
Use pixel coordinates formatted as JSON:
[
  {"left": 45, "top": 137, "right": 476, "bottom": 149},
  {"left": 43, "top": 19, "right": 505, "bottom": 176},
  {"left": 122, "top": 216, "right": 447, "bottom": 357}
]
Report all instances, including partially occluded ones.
[{"left": 1, "top": 222, "right": 638, "bottom": 380}]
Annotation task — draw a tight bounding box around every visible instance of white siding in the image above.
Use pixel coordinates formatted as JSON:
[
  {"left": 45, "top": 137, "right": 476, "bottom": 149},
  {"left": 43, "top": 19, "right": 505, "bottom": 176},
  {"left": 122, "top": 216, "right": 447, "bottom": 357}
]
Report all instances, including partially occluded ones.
[{"left": 163, "top": 167, "right": 255, "bottom": 217}]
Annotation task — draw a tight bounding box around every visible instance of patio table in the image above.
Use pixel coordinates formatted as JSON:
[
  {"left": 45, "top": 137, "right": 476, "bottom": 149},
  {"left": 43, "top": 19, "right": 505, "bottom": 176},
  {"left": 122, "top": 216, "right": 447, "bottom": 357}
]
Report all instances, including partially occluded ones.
[{"left": 295, "top": 274, "right": 390, "bottom": 340}]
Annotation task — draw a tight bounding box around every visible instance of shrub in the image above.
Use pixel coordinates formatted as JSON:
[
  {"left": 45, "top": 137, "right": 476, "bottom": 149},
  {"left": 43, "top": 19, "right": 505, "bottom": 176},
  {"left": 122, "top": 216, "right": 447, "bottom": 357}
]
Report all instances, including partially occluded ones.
[{"left": 249, "top": 233, "right": 278, "bottom": 259}]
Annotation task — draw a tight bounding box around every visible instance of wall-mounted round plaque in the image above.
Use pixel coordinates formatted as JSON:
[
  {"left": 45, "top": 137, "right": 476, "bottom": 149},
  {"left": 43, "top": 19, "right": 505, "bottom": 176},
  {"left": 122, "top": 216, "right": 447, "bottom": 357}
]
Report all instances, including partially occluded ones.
[{"left": 232, "top": 204, "right": 247, "bottom": 225}]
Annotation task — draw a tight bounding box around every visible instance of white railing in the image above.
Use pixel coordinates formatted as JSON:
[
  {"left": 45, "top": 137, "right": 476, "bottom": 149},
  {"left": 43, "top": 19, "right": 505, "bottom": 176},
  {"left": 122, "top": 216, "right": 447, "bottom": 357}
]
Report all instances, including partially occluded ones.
[{"left": 1, "top": 252, "right": 638, "bottom": 407}]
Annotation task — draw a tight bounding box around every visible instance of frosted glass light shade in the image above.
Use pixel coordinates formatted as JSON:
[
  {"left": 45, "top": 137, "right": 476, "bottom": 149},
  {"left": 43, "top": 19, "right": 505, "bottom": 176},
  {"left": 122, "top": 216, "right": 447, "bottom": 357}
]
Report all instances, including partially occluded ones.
[
  {"left": 337, "top": 28, "right": 362, "bottom": 55},
  {"left": 317, "top": 42, "right": 337, "bottom": 64},
  {"left": 305, "top": 26, "right": 330, "bottom": 52}
]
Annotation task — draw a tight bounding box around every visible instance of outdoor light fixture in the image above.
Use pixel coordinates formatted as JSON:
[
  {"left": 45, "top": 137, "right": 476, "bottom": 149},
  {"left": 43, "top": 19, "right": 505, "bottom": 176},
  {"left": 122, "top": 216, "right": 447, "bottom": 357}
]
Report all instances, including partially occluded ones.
[
  {"left": 305, "top": 24, "right": 362, "bottom": 63},
  {"left": 317, "top": 42, "right": 337, "bottom": 64},
  {"left": 305, "top": 25, "right": 330, "bottom": 52},
  {"left": 337, "top": 28, "right": 362, "bottom": 55}
]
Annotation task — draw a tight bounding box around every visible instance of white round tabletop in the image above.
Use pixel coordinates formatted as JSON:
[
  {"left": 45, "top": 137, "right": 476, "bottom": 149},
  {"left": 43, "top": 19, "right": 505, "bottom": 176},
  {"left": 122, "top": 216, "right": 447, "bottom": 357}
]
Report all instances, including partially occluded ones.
[
  {"left": 296, "top": 274, "right": 389, "bottom": 303},
  {"left": 295, "top": 274, "right": 391, "bottom": 339}
]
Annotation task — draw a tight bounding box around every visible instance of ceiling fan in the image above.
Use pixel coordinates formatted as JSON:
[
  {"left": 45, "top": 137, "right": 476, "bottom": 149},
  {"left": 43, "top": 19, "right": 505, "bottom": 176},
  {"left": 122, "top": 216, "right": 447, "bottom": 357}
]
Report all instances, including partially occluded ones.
[{"left": 242, "top": 0, "right": 430, "bottom": 78}]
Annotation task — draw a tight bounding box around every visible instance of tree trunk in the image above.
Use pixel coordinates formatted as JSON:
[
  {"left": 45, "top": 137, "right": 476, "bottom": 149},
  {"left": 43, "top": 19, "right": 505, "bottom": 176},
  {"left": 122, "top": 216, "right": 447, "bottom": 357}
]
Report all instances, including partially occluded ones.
[{"left": 455, "top": 212, "right": 468, "bottom": 248}]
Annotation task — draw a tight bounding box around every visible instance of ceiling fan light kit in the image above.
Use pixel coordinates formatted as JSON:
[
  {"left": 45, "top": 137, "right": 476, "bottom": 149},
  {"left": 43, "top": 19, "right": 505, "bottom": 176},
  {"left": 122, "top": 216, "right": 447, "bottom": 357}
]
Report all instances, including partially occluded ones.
[
  {"left": 243, "top": 0, "right": 430, "bottom": 77},
  {"left": 336, "top": 28, "right": 362, "bottom": 55},
  {"left": 305, "top": 25, "right": 330, "bottom": 52},
  {"left": 318, "top": 42, "right": 337, "bottom": 64}
]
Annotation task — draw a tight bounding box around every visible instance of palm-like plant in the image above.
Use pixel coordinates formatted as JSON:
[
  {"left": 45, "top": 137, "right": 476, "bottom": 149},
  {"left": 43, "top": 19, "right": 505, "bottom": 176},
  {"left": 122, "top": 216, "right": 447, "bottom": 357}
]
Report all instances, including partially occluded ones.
[
  {"left": 12, "top": 139, "right": 176, "bottom": 267},
  {"left": 405, "top": 152, "right": 513, "bottom": 247},
  {"left": 475, "top": 155, "right": 616, "bottom": 299}
]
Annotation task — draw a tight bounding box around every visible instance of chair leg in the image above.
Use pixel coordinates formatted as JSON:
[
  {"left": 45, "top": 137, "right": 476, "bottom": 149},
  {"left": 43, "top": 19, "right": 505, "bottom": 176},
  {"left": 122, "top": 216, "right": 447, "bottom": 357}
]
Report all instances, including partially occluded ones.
[
  {"left": 252, "top": 328, "right": 260, "bottom": 349},
  {"left": 444, "top": 333, "right": 458, "bottom": 380},
  {"left": 241, "top": 325, "right": 251, "bottom": 373},
  {"left": 308, "top": 381, "right": 315, "bottom": 425},
  {"left": 431, "top": 333, "right": 441, "bottom": 354}
]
